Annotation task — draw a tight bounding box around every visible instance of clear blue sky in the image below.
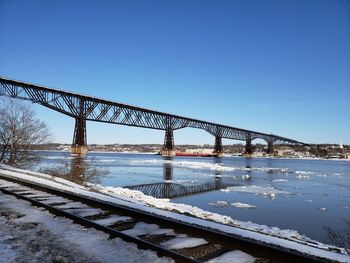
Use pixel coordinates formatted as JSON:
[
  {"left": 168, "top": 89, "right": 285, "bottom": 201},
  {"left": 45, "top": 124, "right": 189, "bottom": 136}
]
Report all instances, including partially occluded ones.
[{"left": 1, "top": 0, "right": 349, "bottom": 145}]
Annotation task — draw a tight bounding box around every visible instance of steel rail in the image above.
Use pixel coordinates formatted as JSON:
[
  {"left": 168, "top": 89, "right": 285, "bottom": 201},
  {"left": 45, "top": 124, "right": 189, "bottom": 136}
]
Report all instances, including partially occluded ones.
[
  {"left": 0, "top": 185, "right": 198, "bottom": 263},
  {"left": 0, "top": 175, "right": 328, "bottom": 263}
]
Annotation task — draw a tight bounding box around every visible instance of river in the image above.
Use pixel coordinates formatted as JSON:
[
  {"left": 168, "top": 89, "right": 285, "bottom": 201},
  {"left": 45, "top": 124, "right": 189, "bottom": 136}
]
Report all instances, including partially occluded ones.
[{"left": 34, "top": 151, "right": 350, "bottom": 246}]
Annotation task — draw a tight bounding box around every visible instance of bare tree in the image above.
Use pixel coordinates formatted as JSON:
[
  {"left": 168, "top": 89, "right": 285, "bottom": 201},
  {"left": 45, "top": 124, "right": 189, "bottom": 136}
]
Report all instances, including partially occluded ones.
[{"left": 0, "top": 97, "right": 50, "bottom": 167}]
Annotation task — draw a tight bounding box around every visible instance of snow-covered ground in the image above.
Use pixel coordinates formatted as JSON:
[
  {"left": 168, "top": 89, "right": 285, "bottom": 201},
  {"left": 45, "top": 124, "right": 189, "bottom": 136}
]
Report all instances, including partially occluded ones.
[
  {"left": 0, "top": 192, "right": 172, "bottom": 263},
  {"left": 0, "top": 164, "right": 349, "bottom": 263}
]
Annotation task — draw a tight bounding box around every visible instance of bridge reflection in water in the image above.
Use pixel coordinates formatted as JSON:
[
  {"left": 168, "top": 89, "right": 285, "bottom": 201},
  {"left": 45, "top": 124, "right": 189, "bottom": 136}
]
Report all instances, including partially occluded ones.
[
  {"left": 63, "top": 156, "right": 238, "bottom": 199},
  {"left": 125, "top": 158, "right": 237, "bottom": 199}
]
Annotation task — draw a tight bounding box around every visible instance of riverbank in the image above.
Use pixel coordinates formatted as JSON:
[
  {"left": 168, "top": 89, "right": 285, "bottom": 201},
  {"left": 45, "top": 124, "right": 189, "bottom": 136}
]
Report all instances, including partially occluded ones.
[{"left": 0, "top": 164, "right": 348, "bottom": 262}]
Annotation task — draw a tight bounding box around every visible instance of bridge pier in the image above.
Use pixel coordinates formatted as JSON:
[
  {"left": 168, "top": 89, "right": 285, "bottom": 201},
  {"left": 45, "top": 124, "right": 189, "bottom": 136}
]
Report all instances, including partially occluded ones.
[
  {"left": 161, "top": 128, "right": 175, "bottom": 157},
  {"left": 244, "top": 138, "right": 253, "bottom": 156},
  {"left": 267, "top": 139, "right": 274, "bottom": 155},
  {"left": 71, "top": 117, "right": 88, "bottom": 155},
  {"left": 213, "top": 136, "right": 224, "bottom": 157},
  {"left": 163, "top": 159, "right": 173, "bottom": 181}
]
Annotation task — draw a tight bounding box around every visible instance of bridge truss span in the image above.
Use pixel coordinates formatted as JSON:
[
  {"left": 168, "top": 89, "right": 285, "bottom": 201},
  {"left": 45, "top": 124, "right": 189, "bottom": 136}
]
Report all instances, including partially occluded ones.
[{"left": 0, "top": 77, "right": 307, "bottom": 155}]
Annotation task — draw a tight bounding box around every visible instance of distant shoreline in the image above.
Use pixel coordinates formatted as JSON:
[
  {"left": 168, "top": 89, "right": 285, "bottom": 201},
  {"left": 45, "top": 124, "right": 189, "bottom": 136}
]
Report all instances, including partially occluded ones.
[{"left": 32, "top": 150, "right": 350, "bottom": 162}]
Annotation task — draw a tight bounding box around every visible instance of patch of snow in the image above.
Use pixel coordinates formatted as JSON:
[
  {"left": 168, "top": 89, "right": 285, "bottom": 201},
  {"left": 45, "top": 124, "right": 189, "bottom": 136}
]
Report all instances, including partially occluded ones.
[
  {"left": 0, "top": 233, "right": 16, "bottom": 262},
  {"left": 0, "top": 164, "right": 86, "bottom": 190},
  {"left": 55, "top": 202, "right": 89, "bottom": 209},
  {"left": 40, "top": 196, "right": 70, "bottom": 205},
  {"left": 64, "top": 208, "right": 104, "bottom": 217},
  {"left": 26, "top": 193, "right": 53, "bottom": 198},
  {"left": 122, "top": 222, "right": 174, "bottom": 237},
  {"left": 206, "top": 250, "right": 256, "bottom": 263},
  {"left": 161, "top": 234, "right": 208, "bottom": 250},
  {"left": 92, "top": 215, "right": 132, "bottom": 226},
  {"left": 230, "top": 202, "right": 256, "bottom": 209}
]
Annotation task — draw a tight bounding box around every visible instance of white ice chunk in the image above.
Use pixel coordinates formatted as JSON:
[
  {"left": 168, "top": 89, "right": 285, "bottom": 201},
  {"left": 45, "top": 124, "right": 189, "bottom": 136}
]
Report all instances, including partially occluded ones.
[
  {"left": 130, "top": 159, "right": 238, "bottom": 172},
  {"left": 272, "top": 179, "right": 288, "bottom": 182},
  {"left": 241, "top": 174, "right": 251, "bottom": 180},
  {"left": 230, "top": 202, "right": 256, "bottom": 209},
  {"left": 295, "top": 171, "right": 314, "bottom": 175},
  {"left": 208, "top": 201, "right": 229, "bottom": 207},
  {"left": 226, "top": 185, "right": 288, "bottom": 197}
]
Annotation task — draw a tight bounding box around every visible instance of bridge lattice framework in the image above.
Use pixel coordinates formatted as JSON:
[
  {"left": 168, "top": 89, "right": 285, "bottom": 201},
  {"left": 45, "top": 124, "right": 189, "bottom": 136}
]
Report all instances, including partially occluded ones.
[{"left": 0, "top": 77, "right": 307, "bottom": 155}]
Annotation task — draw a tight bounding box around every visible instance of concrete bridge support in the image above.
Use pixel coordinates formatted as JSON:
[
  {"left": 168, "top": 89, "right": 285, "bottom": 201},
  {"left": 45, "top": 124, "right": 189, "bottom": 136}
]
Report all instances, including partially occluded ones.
[
  {"left": 161, "top": 128, "right": 175, "bottom": 157},
  {"left": 163, "top": 159, "right": 173, "bottom": 181},
  {"left": 71, "top": 117, "right": 88, "bottom": 155},
  {"left": 245, "top": 138, "right": 253, "bottom": 156},
  {"left": 267, "top": 139, "right": 274, "bottom": 155},
  {"left": 213, "top": 136, "right": 224, "bottom": 157}
]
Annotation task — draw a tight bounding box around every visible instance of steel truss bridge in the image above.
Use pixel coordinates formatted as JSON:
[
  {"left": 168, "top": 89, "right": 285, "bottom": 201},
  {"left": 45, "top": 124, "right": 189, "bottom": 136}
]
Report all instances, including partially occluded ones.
[{"left": 0, "top": 77, "right": 307, "bottom": 155}]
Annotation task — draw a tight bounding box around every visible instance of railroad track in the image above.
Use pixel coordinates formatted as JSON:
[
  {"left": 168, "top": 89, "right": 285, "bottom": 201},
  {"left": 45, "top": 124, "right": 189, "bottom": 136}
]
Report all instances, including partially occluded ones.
[{"left": 0, "top": 175, "right": 332, "bottom": 262}]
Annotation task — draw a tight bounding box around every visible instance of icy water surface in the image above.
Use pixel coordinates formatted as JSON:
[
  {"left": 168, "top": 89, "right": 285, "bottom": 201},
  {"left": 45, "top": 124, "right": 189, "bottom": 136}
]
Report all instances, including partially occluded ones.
[{"left": 35, "top": 151, "right": 350, "bottom": 245}]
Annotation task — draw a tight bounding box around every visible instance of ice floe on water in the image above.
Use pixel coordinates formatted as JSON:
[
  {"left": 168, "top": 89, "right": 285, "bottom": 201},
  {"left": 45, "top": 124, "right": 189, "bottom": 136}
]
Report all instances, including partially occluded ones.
[
  {"left": 224, "top": 185, "right": 289, "bottom": 199},
  {"left": 209, "top": 201, "right": 256, "bottom": 209},
  {"left": 206, "top": 250, "right": 256, "bottom": 263},
  {"left": 295, "top": 171, "right": 315, "bottom": 175},
  {"left": 272, "top": 179, "right": 288, "bottom": 182},
  {"left": 129, "top": 159, "right": 344, "bottom": 181},
  {"left": 208, "top": 201, "right": 230, "bottom": 207},
  {"left": 95, "top": 159, "right": 116, "bottom": 163},
  {"left": 241, "top": 174, "right": 251, "bottom": 180},
  {"left": 131, "top": 159, "right": 239, "bottom": 172},
  {"left": 297, "top": 175, "right": 311, "bottom": 180},
  {"left": 230, "top": 202, "right": 256, "bottom": 209}
]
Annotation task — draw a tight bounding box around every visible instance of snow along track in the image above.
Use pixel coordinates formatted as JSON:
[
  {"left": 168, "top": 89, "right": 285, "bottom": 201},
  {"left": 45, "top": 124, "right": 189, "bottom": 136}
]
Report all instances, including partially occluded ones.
[{"left": 0, "top": 175, "right": 344, "bottom": 263}]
